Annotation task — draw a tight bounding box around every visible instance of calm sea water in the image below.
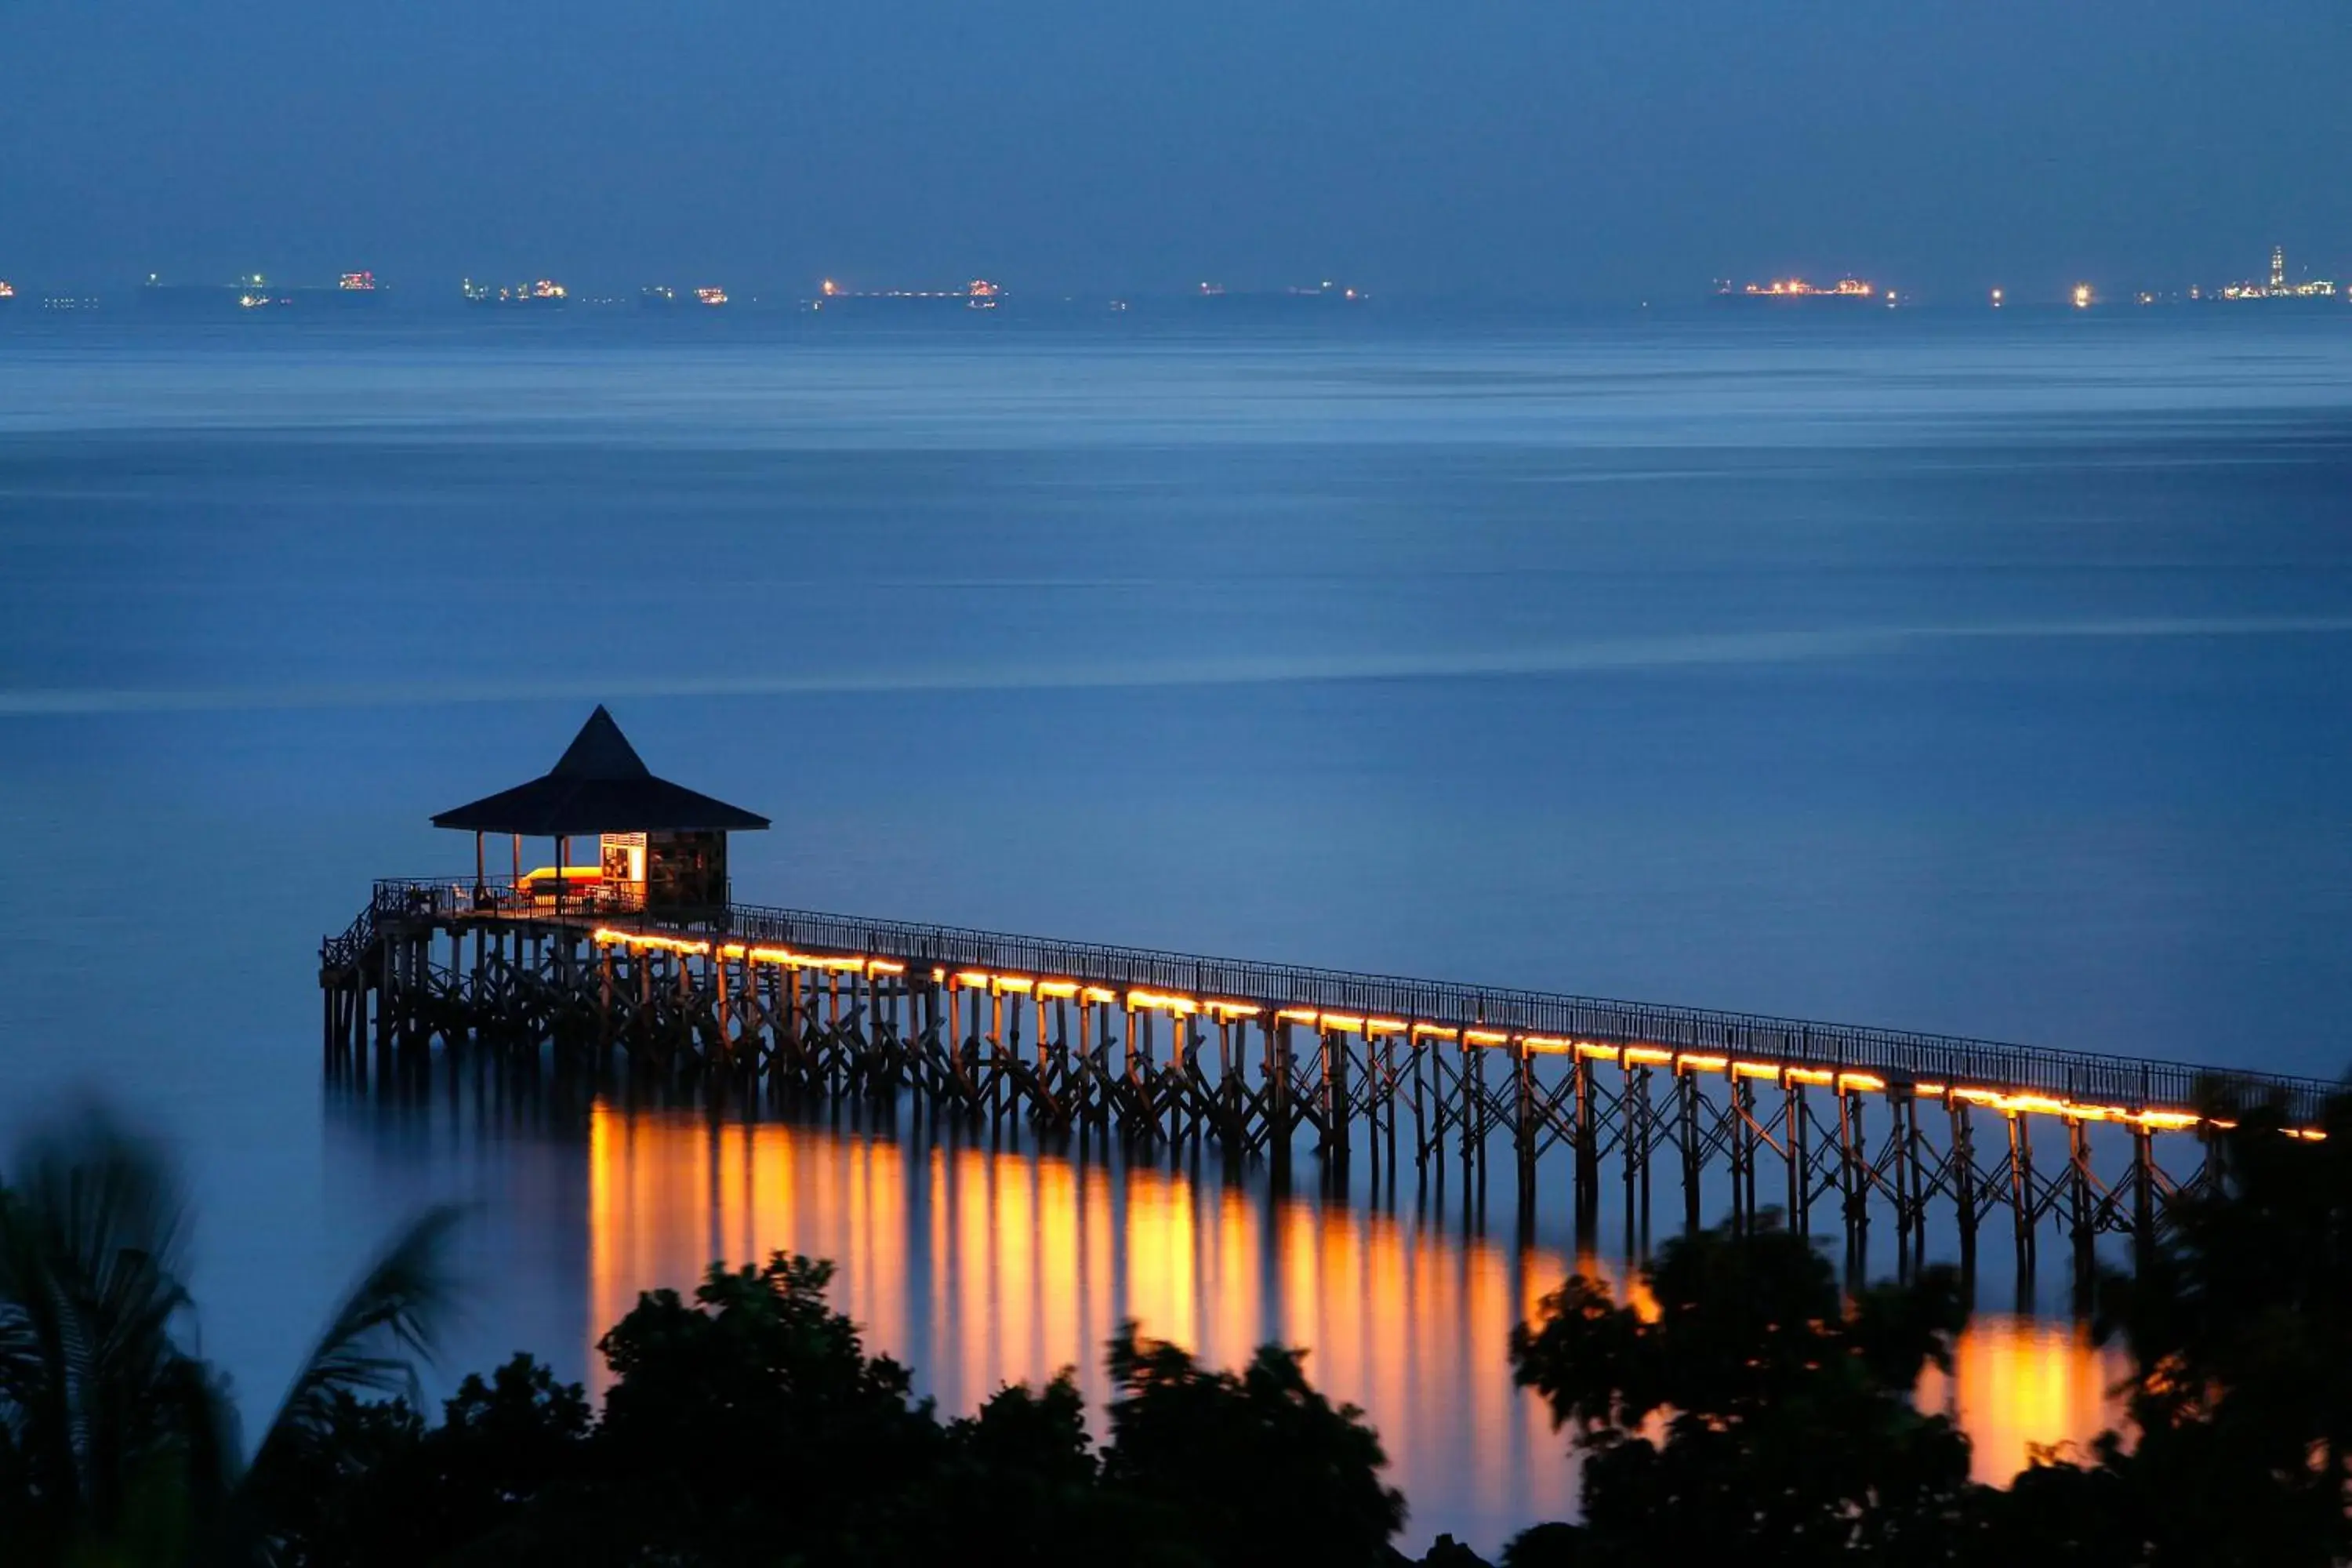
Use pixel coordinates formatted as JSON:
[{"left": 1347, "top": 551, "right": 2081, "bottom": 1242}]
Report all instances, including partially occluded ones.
[{"left": 1, "top": 305, "right": 2347, "bottom": 1550}]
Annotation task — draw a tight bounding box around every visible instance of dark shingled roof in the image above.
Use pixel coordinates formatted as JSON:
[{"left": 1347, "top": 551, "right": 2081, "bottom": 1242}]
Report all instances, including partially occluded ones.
[{"left": 430, "top": 706, "right": 770, "bottom": 836}]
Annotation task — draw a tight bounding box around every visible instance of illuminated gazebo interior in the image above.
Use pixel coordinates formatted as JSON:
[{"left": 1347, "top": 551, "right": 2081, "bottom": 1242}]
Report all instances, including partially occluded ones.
[{"left": 430, "top": 705, "right": 769, "bottom": 912}]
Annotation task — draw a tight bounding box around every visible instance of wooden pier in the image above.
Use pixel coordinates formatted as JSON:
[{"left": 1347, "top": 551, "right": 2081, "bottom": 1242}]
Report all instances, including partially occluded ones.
[{"left": 320, "top": 706, "right": 2335, "bottom": 1284}]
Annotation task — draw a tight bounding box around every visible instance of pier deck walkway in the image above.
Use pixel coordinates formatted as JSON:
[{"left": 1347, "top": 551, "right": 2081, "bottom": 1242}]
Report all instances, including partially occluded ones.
[{"left": 322, "top": 875, "right": 2337, "bottom": 1279}]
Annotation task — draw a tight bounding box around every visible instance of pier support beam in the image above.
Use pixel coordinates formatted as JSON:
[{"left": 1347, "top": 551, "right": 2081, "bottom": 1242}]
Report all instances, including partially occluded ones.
[
  {"left": 1784, "top": 1080, "right": 1809, "bottom": 1236},
  {"left": 2068, "top": 1116, "right": 2096, "bottom": 1299},
  {"left": 2010, "top": 1112, "right": 2038, "bottom": 1276},
  {"left": 1951, "top": 1098, "right": 1979, "bottom": 1280},
  {"left": 1623, "top": 1065, "right": 1651, "bottom": 1253},
  {"left": 1678, "top": 1069, "right": 1702, "bottom": 1236},
  {"left": 2131, "top": 1122, "right": 2156, "bottom": 1272},
  {"left": 1573, "top": 1056, "right": 1599, "bottom": 1240},
  {"left": 1838, "top": 1089, "right": 1868, "bottom": 1273}
]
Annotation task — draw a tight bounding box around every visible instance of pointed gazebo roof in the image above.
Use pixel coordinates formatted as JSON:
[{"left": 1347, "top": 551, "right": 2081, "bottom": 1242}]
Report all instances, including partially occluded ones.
[{"left": 430, "top": 706, "right": 770, "bottom": 836}]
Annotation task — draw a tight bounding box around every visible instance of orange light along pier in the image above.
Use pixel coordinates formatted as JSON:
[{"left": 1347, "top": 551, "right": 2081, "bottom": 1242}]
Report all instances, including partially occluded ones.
[{"left": 322, "top": 708, "right": 2332, "bottom": 1284}]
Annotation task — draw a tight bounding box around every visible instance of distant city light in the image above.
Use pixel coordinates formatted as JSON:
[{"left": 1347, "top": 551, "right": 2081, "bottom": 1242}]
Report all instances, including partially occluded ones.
[
  {"left": 461, "top": 277, "right": 568, "bottom": 304},
  {"left": 2216, "top": 245, "right": 2336, "bottom": 299},
  {"left": 1740, "top": 277, "right": 1875, "bottom": 297},
  {"left": 86, "top": 244, "right": 2352, "bottom": 321},
  {"left": 808, "top": 276, "right": 1004, "bottom": 307}
]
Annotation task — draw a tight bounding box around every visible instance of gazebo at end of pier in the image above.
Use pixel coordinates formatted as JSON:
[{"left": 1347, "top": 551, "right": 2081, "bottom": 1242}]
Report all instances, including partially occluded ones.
[{"left": 430, "top": 704, "right": 768, "bottom": 914}]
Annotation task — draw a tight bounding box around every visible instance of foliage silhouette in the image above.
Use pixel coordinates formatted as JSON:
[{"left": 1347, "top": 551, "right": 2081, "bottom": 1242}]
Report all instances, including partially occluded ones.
[
  {"left": 17, "top": 1086, "right": 2352, "bottom": 1567},
  {"left": 0, "top": 1104, "right": 460, "bottom": 1568},
  {"left": 1102, "top": 1327, "right": 1407, "bottom": 1568},
  {"left": 1509, "top": 1213, "right": 1974, "bottom": 1566},
  {"left": 245, "top": 1253, "right": 1408, "bottom": 1568}
]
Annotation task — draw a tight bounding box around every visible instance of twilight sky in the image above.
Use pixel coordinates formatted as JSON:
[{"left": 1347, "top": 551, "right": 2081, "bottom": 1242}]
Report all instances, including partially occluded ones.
[{"left": 3, "top": 0, "right": 2348, "bottom": 299}]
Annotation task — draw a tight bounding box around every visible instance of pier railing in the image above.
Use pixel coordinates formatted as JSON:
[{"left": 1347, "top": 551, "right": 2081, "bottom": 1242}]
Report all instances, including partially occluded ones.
[{"left": 353, "top": 875, "right": 2339, "bottom": 1123}]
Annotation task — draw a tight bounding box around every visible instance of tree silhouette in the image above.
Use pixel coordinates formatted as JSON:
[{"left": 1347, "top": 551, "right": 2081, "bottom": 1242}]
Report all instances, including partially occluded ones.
[
  {"left": 240, "top": 1252, "right": 1413, "bottom": 1568},
  {"left": 1508, "top": 1214, "right": 1974, "bottom": 1566},
  {"left": 1102, "top": 1326, "right": 1406, "bottom": 1568},
  {"left": 262, "top": 1356, "right": 596, "bottom": 1566},
  {"left": 590, "top": 1252, "right": 946, "bottom": 1563},
  {"left": 0, "top": 1104, "right": 459, "bottom": 1568}
]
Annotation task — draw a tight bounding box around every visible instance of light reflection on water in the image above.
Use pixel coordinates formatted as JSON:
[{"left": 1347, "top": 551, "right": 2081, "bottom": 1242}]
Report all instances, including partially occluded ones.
[
  {"left": 583, "top": 1101, "right": 2122, "bottom": 1549},
  {"left": 1919, "top": 1315, "right": 2125, "bottom": 1485}
]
